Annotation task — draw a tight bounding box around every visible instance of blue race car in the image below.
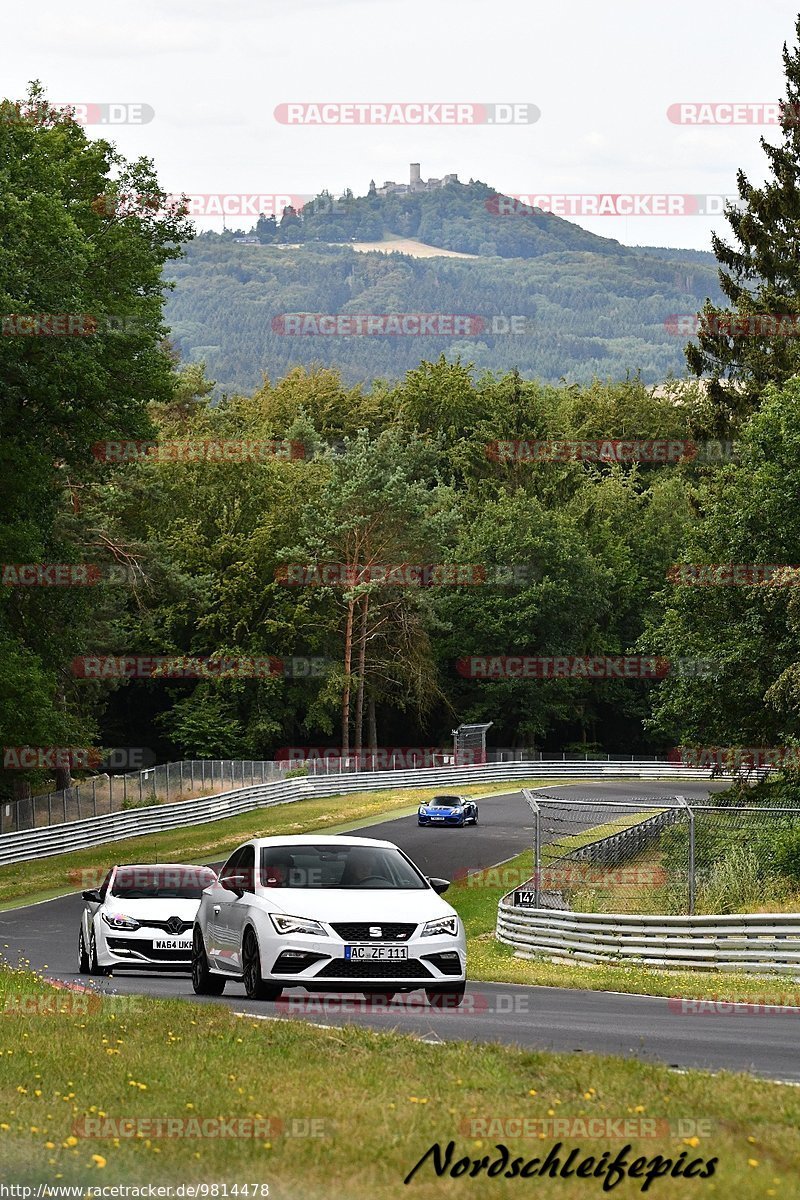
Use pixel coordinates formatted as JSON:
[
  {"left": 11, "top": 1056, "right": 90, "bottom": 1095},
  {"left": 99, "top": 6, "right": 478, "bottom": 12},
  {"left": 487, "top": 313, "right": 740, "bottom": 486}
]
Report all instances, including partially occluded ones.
[{"left": 418, "top": 794, "right": 479, "bottom": 828}]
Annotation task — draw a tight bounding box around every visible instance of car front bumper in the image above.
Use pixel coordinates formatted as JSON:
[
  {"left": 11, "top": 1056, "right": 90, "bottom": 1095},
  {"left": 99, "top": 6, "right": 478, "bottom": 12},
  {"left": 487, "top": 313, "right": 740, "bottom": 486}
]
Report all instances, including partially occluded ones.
[
  {"left": 261, "top": 928, "right": 466, "bottom": 990},
  {"left": 97, "top": 927, "right": 194, "bottom": 969}
]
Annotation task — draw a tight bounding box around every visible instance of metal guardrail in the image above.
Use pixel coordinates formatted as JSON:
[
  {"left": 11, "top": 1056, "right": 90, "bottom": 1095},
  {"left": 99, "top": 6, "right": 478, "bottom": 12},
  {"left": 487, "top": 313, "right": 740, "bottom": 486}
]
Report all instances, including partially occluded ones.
[
  {"left": 563, "top": 807, "right": 682, "bottom": 870},
  {"left": 0, "top": 761, "right": 711, "bottom": 867},
  {"left": 496, "top": 905, "right": 800, "bottom": 974}
]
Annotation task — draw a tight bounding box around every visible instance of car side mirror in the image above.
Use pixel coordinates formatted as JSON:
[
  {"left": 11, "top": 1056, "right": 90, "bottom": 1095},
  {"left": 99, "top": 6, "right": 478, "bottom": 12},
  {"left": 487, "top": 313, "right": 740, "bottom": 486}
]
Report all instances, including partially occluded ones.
[
  {"left": 428, "top": 877, "right": 450, "bottom": 895},
  {"left": 81, "top": 888, "right": 102, "bottom": 903},
  {"left": 221, "top": 874, "right": 248, "bottom": 897}
]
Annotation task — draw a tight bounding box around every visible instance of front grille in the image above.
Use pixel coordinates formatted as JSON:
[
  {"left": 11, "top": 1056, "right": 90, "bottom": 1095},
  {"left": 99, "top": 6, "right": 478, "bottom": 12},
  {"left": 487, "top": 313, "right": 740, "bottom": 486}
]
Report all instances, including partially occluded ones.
[
  {"left": 316, "top": 958, "right": 432, "bottom": 979},
  {"left": 107, "top": 937, "right": 191, "bottom": 961},
  {"left": 422, "top": 952, "right": 463, "bottom": 977},
  {"left": 330, "top": 922, "right": 417, "bottom": 942},
  {"left": 140, "top": 918, "right": 193, "bottom": 935}
]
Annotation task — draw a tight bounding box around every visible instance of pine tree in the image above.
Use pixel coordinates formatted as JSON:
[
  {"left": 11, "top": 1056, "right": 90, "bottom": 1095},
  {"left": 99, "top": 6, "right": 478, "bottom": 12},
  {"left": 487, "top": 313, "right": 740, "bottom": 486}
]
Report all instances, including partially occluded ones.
[{"left": 687, "top": 16, "right": 800, "bottom": 428}]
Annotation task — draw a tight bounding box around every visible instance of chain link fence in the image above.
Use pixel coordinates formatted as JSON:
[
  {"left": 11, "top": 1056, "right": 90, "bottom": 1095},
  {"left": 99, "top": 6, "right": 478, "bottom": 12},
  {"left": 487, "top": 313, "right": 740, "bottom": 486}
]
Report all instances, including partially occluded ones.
[
  {"left": 523, "top": 794, "right": 800, "bottom": 916},
  {"left": 0, "top": 760, "right": 294, "bottom": 834},
  {"left": 0, "top": 751, "right": 680, "bottom": 834}
]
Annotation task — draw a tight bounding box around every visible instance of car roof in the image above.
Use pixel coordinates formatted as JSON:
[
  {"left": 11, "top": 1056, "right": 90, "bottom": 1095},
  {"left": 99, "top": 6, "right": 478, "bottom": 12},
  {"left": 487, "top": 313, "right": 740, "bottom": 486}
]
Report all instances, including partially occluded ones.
[
  {"left": 247, "top": 834, "right": 398, "bottom": 850},
  {"left": 112, "top": 862, "right": 214, "bottom": 870}
]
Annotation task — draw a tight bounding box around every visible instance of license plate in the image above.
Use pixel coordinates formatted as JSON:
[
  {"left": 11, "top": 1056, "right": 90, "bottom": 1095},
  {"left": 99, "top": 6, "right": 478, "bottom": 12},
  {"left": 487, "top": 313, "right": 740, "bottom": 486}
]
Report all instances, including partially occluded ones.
[
  {"left": 344, "top": 945, "right": 409, "bottom": 961},
  {"left": 153, "top": 938, "right": 191, "bottom": 950},
  {"left": 432, "top": 816, "right": 445, "bottom": 821}
]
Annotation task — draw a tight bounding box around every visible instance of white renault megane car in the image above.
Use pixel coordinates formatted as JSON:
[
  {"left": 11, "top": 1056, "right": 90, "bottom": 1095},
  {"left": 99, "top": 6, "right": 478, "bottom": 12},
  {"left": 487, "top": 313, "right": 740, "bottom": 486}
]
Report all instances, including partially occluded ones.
[
  {"left": 192, "top": 835, "right": 467, "bottom": 1005},
  {"left": 78, "top": 863, "right": 218, "bottom": 974}
]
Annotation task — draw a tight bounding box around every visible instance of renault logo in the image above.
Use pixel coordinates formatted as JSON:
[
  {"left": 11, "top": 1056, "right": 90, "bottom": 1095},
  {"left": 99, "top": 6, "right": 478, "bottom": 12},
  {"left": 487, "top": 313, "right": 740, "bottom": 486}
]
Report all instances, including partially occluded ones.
[
  {"left": 369, "top": 926, "right": 382, "bottom": 938},
  {"left": 166, "top": 916, "right": 183, "bottom": 935}
]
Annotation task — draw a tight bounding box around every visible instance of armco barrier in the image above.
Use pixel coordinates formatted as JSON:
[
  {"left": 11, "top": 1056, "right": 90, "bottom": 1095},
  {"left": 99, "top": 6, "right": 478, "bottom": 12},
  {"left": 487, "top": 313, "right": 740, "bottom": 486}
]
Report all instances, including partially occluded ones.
[
  {"left": 496, "top": 905, "right": 800, "bottom": 974},
  {"left": 0, "top": 761, "right": 710, "bottom": 867}
]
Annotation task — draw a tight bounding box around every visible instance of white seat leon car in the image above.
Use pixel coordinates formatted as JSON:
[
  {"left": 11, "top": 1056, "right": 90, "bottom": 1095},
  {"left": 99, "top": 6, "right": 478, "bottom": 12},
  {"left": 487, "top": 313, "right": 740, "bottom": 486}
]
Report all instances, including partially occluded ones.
[
  {"left": 192, "top": 835, "right": 467, "bottom": 1006},
  {"left": 78, "top": 863, "right": 218, "bottom": 974}
]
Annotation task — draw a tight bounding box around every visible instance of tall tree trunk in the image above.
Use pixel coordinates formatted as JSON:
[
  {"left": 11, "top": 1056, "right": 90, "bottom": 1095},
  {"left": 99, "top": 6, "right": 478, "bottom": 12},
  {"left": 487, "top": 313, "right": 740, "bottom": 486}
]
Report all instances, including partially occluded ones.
[
  {"left": 353, "top": 595, "right": 370, "bottom": 766},
  {"left": 341, "top": 596, "right": 355, "bottom": 757},
  {"left": 368, "top": 693, "right": 378, "bottom": 765}
]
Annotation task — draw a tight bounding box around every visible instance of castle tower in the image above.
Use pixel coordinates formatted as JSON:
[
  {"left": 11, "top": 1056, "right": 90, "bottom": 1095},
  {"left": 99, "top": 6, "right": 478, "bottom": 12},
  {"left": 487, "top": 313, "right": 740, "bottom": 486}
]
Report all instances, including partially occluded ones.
[{"left": 410, "top": 162, "right": 421, "bottom": 186}]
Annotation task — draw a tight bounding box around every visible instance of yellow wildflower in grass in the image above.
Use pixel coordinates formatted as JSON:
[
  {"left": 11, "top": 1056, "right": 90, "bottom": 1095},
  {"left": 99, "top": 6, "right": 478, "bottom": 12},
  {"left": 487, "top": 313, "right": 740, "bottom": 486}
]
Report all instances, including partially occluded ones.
[
  {"left": 748, "top": 1160, "right": 759, "bottom": 1168},
  {"left": 63, "top": 1136, "right": 78, "bottom": 1148},
  {"left": 91, "top": 1155, "right": 107, "bottom": 1169},
  {"left": 683, "top": 1137, "right": 700, "bottom": 1148}
]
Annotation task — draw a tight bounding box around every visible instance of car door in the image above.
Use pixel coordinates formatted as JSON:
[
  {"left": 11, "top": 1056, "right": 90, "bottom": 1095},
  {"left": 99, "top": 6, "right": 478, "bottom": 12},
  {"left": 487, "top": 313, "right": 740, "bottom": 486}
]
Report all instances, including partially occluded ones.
[
  {"left": 225, "top": 843, "right": 255, "bottom": 970},
  {"left": 207, "top": 848, "right": 244, "bottom": 969},
  {"left": 210, "top": 845, "right": 255, "bottom": 972}
]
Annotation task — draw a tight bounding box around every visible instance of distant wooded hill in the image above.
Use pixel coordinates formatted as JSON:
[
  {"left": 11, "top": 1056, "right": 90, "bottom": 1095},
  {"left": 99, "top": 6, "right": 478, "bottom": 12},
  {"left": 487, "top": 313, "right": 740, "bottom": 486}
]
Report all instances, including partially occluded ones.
[{"left": 163, "top": 179, "right": 723, "bottom": 392}]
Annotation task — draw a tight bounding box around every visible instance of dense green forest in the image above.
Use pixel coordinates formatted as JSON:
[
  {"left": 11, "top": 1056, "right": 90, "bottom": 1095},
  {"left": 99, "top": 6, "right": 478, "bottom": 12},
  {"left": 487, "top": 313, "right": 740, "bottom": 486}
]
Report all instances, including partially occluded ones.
[
  {"left": 165, "top": 237, "right": 724, "bottom": 392},
  {"left": 4, "top": 57, "right": 800, "bottom": 799}
]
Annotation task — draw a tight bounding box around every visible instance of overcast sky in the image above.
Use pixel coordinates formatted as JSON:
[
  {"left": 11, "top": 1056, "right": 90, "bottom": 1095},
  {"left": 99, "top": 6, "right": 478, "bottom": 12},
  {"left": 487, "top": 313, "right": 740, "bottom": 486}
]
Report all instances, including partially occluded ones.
[{"left": 5, "top": 0, "right": 799, "bottom": 250}]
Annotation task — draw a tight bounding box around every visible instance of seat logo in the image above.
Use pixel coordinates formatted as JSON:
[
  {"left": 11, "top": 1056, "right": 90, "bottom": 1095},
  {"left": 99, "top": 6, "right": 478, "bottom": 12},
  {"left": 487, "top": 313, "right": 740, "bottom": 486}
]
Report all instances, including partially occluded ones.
[{"left": 369, "top": 926, "right": 382, "bottom": 938}]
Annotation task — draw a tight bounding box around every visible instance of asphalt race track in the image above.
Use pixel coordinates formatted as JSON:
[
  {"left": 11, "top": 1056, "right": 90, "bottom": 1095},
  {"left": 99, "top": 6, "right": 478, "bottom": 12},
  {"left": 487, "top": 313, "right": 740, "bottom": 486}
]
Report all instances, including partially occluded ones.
[{"left": 4, "top": 781, "right": 797, "bottom": 1083}]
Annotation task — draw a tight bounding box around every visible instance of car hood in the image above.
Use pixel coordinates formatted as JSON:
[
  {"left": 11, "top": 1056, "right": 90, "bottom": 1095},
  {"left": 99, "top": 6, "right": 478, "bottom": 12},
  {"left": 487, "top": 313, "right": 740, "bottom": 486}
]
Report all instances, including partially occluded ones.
[
  {"left": 262, "top": 888, "right": 456, "bottom": 923},
  {"left": 101, "top": 898, "right": 201, "bottom": 919}
]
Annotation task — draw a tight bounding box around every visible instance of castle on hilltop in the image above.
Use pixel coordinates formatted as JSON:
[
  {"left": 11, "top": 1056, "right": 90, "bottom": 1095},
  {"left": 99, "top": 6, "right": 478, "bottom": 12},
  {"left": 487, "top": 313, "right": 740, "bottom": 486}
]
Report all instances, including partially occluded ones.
[{"left": 373, "top": 163, "right": 458, "bottom": 197}]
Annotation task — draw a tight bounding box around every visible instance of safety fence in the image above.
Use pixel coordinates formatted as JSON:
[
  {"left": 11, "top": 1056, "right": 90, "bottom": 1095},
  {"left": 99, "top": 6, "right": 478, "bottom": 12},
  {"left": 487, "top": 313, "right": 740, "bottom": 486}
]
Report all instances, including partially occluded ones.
[{"left": 0, "top": 760, "right": 710, "bottom": 867}]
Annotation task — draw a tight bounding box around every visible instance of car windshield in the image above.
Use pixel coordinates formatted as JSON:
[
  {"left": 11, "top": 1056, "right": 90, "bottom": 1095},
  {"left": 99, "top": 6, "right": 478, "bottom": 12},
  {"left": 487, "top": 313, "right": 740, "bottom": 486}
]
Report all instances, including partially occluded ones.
[
  {"left": 110, "top": 866, "right": 217, "bottom": 899},
  {"left": 260, "top": 844, "right": 428, "bottom": 889},
  {"left": 432, "top": 796, "right": 462, "bottom": 806}
]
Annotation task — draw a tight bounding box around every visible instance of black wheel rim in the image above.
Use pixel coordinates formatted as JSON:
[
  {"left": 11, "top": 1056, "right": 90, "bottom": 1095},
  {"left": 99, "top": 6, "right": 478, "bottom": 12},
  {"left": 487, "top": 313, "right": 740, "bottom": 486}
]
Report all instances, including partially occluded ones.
[
  {"left": 243, "top": 933, "right": 258, "bottom": 994},
  {"left": 192, "top": 931, "right": 204, "bottom": 989}
]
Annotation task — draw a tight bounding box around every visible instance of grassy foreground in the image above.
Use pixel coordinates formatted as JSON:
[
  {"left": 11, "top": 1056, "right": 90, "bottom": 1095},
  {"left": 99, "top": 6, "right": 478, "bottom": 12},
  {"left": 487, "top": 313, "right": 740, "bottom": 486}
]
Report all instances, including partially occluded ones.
[
  {"left": 0, "top": 967, "right": 797, "bottom": 1197},
  {"left": 0, "top": 779, "right": 539, "bottom": 908}
]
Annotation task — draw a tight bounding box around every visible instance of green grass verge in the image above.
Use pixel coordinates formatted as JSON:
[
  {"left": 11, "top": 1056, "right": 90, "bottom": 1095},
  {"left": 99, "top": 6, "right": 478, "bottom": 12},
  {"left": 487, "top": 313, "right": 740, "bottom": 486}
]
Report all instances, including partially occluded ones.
[
  {"left": 0, "top": 780, "right": 545, "bottom": 909},
  {"left": 0, "top": 966, "right": 796, "bottom": 1196}
]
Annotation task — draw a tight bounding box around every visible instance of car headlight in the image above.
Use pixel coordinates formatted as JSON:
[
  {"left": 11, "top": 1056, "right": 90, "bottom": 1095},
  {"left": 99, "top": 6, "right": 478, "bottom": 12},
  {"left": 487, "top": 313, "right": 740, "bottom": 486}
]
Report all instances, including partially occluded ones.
[
  {"left": 421, "top": 915, "right": 459, "bottom": 937},
  {"left": 101, "top": 912, "right": 140, "bottom": 931},
  {"left": 269, "top": 914, "right": 328, "bottom": 937}
]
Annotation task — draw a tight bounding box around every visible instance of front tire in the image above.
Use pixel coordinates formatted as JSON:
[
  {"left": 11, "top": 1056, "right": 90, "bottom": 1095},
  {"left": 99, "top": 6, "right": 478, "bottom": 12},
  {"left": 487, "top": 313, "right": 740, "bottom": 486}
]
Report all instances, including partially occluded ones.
[
  {"left": 242, "top": 928, "right": 282, "bottom": 1001},
  {"left": 77, "top": 926, "right": 90, "bottom": 974},
  {"left": 192, "top": 927, "right": 226, "bottom": 996},
  {"left": 426, "top": 984, "right": 466, "bottom": 1008},
  {"left": 88, "top": 928, "right": 110, "bottom": 977}
]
